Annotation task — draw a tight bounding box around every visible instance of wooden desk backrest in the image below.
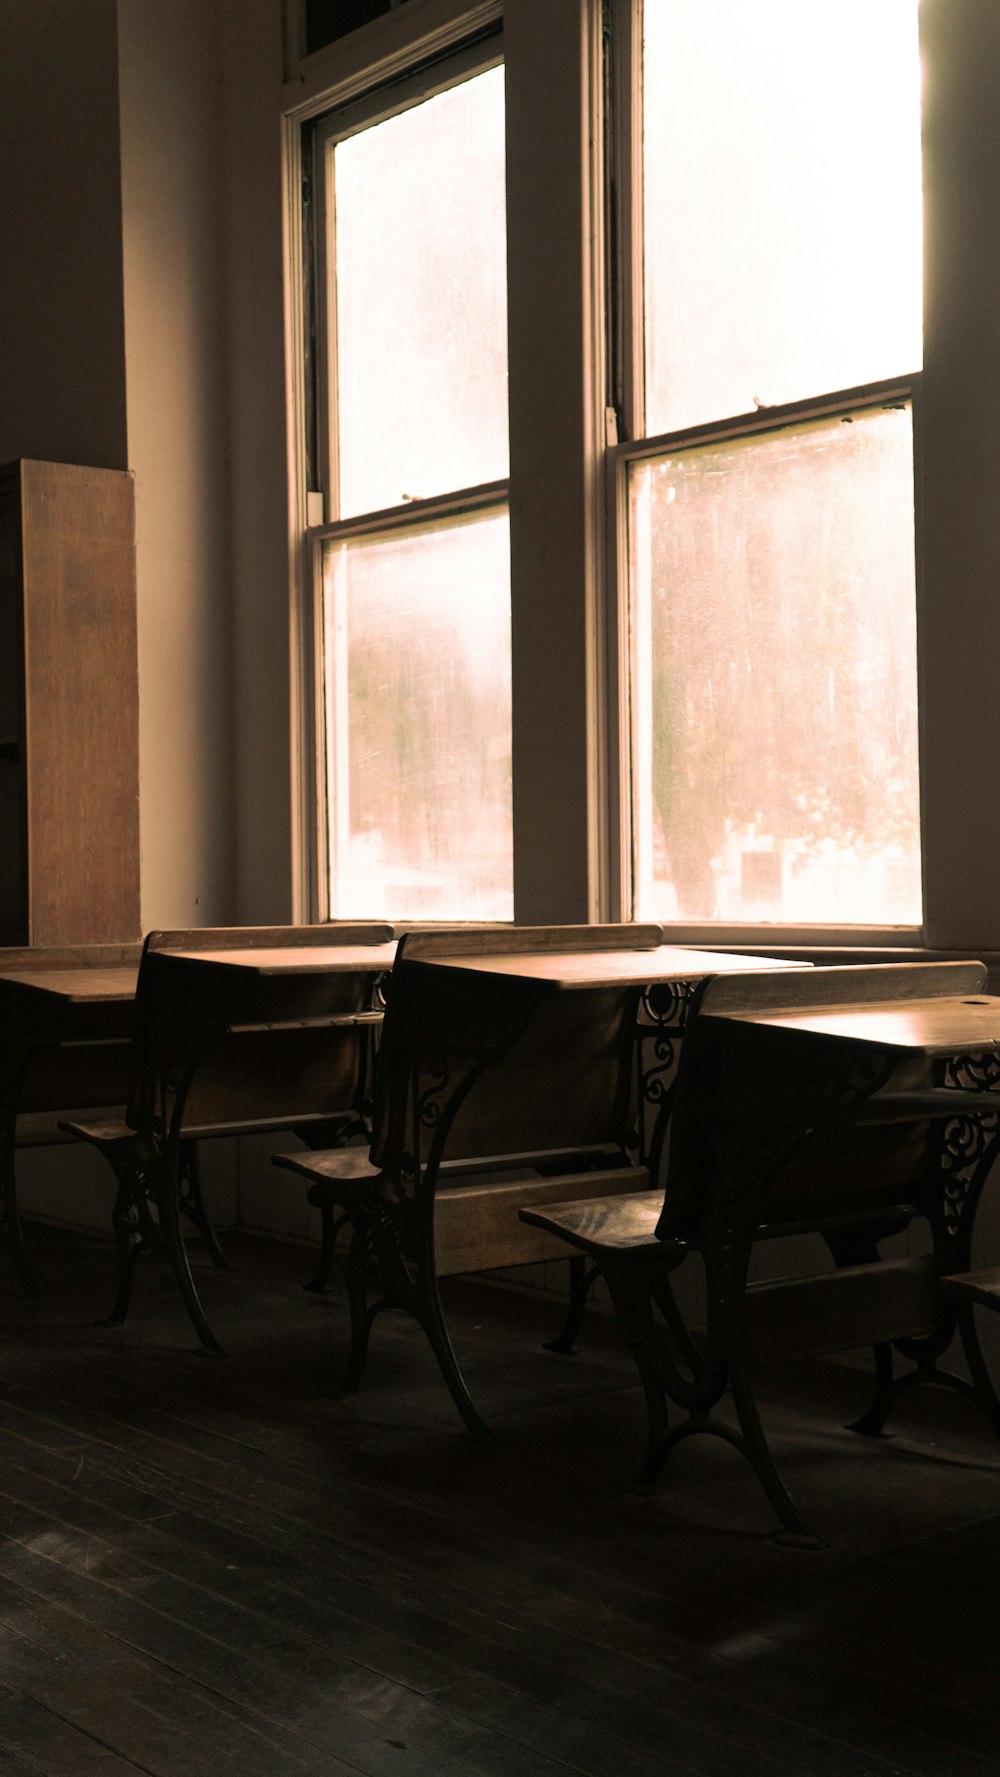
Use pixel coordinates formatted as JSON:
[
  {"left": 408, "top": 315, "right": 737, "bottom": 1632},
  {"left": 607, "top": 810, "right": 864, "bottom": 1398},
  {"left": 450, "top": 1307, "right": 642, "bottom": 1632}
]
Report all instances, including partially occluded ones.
[
  {"left": 399, "top": 923, "right": 663, "bottom": 960},
  {"left": 692, "top": 959, "right": 989, "bottom": 1017},
  {"left": 147, "top": 923, "right": 393, "bottom": 952},
  {"left": 661, "top": 961, "right": 991, "bottom": 1240},
  {"left": 371, "top": 927, "right": 661, "bottom": 1175},
  {"left": 0, "top": 942, "right": 142, "bottom": 972},
  {"left": 142, "top": 922, "right": 394, "bottom": 1035}
]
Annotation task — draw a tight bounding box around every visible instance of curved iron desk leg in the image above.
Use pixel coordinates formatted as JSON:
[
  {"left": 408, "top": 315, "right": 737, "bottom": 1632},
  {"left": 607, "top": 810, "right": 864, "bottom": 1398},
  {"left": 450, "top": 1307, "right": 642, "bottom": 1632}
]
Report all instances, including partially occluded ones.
[
  {"left": 1, "top": 1140, "right": 41, "bottom": 1299},
  {"left": 956, "top": 1303, "right": 1000, "bottom": 1438},
  {"left": 157, "top": 1148, "right": 225, "bottom": 1356},
  {"left": 543, "top": 1256, "right": 596, "bottom": 1354},
  {"left": 846, "top": 1341, "right": 898, "bottom": 1437},
  {"left": 94, "top": 1141, "right": 151, "bottom": 1328},
  {"left": 823, "top": 1227, "right": 898, "bottom": 1439},
  {"left": 724, "top": 1329, "right": 826, "bottom": 1549},
  {"left": 178, "top": 1140, "right": 231, "bottom": 1271},
  {"left": 332, "top": 1220, "right": 380, "bottom": 1395},
  {"left": 298, "top": 1119, "right": 362, "bottom": 1292},
  {"left": 305, "top": 1201, "right": 350, "bottom": 1294},
  {"left": 415, "top": 1270, "right": 499, "bottom": 1446}
]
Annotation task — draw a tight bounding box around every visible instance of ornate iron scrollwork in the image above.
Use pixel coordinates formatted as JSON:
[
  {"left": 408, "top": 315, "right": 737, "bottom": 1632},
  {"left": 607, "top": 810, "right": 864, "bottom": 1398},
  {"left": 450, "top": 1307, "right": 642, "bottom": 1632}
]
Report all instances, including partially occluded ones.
[
  {"left": 634, "top": 979, "right": 698, "bottom": 1163},
  {"left": 416, "top": 1054, "right": 451, "bottom": 1135},
  {"left": 934, "top": 1048, "right": 1000, "bottom": 1247}
]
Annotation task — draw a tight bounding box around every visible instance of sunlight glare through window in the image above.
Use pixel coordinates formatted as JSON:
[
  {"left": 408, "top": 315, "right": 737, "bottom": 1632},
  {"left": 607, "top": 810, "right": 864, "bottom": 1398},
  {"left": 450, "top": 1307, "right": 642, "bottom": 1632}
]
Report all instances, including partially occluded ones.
[
  {"left": 632, "top": 407, "right": 921, "bottom": 926},
  {"left": 642, "top": 0, "right": 923, "bottom": 433},
  {"left": 324, "top": 509, "right": 513, "bottom": 920},
  {"left": 333, "top": 65, "right": 508, "bottom": 517}
]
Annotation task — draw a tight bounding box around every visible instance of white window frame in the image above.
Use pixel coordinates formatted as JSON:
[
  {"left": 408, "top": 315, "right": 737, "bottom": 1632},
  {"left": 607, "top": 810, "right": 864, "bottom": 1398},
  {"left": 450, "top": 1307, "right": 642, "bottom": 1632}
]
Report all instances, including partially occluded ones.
[
  {"left": 603, "top": 0, "right": 926, "bottom": 946},
  {"left": 282, "top": 3, "right": 507, "bottom": 922},
  {"left": 280, "top": 0, "right": 1000, "bottom": 955}
]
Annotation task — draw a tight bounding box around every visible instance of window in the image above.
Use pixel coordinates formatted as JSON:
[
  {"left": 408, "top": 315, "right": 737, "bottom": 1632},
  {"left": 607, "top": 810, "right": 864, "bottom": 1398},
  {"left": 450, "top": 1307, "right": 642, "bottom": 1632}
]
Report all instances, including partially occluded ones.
[
  {"left": 616, "top": 0, "right": 924, "bottom": 931},
  {"left": 289, "top": 0, "right": 948, "bottom": 941},
  {"left": 308, "top": 53, "right": 512, "bottom": 920}
]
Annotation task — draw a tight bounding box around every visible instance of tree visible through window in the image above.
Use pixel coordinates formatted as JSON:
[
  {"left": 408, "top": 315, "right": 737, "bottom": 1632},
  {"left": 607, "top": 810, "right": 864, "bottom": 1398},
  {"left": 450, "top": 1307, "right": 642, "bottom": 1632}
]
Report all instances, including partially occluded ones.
[{"left": 628, "top": 0, "right": 923, "bottom": 927}]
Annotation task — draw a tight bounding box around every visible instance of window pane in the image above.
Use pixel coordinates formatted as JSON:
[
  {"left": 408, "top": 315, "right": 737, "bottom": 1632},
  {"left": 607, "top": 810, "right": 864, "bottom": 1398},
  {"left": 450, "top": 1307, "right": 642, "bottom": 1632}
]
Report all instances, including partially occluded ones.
[
  {"left": 631, "top": 405, "right": 921, "bottom": 926},
  {"left": 642, "top": 0, "right": 922, "bottom": 433},
  {"left": 332, "top": 65, "right": 508, "bottom": 517},
  {"left": 323, "top": 508, "right": 513, "bottom": 919}
]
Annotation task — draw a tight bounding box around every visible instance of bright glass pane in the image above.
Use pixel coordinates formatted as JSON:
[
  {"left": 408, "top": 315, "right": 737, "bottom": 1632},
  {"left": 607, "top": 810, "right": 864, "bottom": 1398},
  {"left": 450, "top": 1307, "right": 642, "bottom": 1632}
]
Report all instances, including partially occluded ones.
[
  {"left": 332, "top": 65, "right": 508, "bottom": 517},
  {"left": 323, "top": 507, "right": 512, "bottom": 919},
  {"left": 642, "top": 0, "right": 923, "bottom": 433},
  {"left": 631, "top": 405, "right": 921, "bottom": 926}
]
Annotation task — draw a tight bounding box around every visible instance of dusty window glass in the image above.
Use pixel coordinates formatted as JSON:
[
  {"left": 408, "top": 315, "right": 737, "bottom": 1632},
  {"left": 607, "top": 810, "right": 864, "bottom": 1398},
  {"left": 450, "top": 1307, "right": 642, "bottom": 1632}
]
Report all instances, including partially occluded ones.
[
  {"left": 319, "top": 59, "right": 511, "bottom": 921},
  {"left": 323, "top": 507, "right": 512, "bottom": 919},
  {"left": 331, "top": 64, "right": 508, "bottom": 518},
  {"left": 642, "top": 0, "right": 922, "bottom": 434},
  {"left": 630, "top": 405, "right": 921, "bottom": 926}
]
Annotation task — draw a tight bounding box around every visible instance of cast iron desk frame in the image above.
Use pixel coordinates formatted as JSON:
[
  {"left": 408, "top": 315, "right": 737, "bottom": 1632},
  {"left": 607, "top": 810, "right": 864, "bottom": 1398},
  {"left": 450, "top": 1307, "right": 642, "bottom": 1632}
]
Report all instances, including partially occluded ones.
[
  {"left": 86, "top": 941, "right": 397, "bottom": 1352},
  {"left": 338, "top": 943, "right": 808, "bottom": 1437},
  {"left": 594, "top": 979, "right": 1000, "bottom": 1546},
  {"left": 704, "top": 991, "right": 1000, "bottom": 1413},
  {"left": 0, "top": 941, "right": 396, "bottom": 1348},
  {"left": 0, "top": 963, "right": 137, "bottom": 1297}
]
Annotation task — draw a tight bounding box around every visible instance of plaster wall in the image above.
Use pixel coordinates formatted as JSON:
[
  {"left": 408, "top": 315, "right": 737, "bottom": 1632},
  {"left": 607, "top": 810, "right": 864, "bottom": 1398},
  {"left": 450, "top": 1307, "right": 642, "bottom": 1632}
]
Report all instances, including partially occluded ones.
[
  {"left": 0, "top": 0, "right": 128, "bottom": 470},
  {"left": 118, "top": 0, "right": 238, "bottom": 931}
]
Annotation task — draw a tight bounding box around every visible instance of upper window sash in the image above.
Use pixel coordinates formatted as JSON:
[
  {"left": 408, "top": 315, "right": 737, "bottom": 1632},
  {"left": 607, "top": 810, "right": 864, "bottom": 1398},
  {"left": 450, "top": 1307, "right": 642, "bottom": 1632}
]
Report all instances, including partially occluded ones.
[
  {"left": 308, "top": 38, "right": 505, "bottom": 522},
  {"left": 609, "top": 0, "right": 923, "bottom": 448}
]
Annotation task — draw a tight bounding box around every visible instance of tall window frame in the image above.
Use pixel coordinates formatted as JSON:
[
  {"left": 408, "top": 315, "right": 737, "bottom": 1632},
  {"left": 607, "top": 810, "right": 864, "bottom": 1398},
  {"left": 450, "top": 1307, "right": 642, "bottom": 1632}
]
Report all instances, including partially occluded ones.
[
  {"left": 603, "top": 0, "right": 926, "bottom": 946},
  {"left": 280, "top": 0, "right": 971, "bottom": 949},
  {"left": 295, "top": 26, "right": 512, "bottom": 923}
]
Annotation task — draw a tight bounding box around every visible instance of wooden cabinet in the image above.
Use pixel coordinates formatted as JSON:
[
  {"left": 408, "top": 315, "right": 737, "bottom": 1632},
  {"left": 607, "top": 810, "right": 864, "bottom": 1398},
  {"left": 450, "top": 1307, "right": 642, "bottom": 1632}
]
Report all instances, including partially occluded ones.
[{"left": 0, "top": 460, "right": 140, "bottom": 945}]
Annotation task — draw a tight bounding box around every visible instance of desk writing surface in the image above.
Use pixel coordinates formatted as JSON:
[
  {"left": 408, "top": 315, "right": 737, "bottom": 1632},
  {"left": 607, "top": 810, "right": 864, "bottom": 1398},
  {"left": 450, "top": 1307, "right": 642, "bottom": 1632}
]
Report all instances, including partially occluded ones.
[
  {"left": 0, "top": 966, "right": 138, "bottom": 1003},
  {"left": 161, "top": 943, "right": 398, "bottom": 974},
  {"left": 411, "top": 945, "right": 809, "bottom": 991},
  {"left": 716, "top": 994, "right": 1000, "bottom": 1056}
]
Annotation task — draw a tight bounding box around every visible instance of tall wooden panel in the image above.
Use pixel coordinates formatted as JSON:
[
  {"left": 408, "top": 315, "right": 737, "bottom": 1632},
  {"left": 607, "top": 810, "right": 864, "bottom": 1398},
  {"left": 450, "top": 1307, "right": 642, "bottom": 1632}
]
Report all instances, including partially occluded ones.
[{"left": 0, "top": 460, "right": 140, "bottom": 945}]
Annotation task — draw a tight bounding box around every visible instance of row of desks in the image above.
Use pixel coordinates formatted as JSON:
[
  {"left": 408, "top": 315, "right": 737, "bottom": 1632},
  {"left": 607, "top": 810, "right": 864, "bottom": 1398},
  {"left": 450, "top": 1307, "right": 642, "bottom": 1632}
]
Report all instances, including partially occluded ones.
[
  {"left": 0, "top": 936, "right": 799, "bottom": 1334},
  {"left": 2, "top": 933, "right": 1000, "bottom": 1348},
  {"left": 5, "top": 930, "right": 1000, "bottom": 1548}
]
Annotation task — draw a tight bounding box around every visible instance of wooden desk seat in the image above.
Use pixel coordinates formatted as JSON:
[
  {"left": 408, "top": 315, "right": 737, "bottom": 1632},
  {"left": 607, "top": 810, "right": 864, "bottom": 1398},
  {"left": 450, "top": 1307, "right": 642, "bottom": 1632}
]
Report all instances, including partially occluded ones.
[
  {"left": 522, "top": 960, "right": 1000, "bottom": 1547},
  {"left": 15, "top": 1107, "right": 129, "bottom": 1147},
  {"left": 59, "top": 924, "right": 392, "bottom": 1351},
  {"left": 273, "top": 924, "right": 664, "bottom": 1439},
  {"left": 0, "top": 943, "right": 141, "bottom": 1295}
]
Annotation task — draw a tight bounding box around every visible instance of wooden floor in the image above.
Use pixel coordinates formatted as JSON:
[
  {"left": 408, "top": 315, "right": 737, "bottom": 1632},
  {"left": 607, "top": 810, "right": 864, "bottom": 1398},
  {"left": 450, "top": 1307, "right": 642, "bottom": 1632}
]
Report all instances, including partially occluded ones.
[{"left": 1, "top": 1227, "right": 1000, "bottom": 1777}]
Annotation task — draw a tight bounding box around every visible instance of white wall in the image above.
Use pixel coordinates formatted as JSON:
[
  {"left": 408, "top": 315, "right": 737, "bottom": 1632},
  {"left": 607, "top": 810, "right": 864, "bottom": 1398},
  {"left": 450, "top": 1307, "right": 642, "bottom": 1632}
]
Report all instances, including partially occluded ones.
[
  {"left": 2, "top": 0, "right": 243, "bottom": 1233},
  {"left": 118, "top": 0, "right": 238, "bottom": 931},
  {"left": 0, "top": 0, "right": 127, "bottom": 470}
]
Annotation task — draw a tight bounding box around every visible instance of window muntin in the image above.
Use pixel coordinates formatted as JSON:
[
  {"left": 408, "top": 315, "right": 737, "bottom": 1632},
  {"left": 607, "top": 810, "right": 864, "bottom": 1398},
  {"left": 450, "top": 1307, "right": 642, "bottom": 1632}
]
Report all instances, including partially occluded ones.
[
  {"left": 313, "top": 55, "right": 512, "bottom": 921},
  {"left": 626, "top": 0, "right": 923, "bottom": 929}
]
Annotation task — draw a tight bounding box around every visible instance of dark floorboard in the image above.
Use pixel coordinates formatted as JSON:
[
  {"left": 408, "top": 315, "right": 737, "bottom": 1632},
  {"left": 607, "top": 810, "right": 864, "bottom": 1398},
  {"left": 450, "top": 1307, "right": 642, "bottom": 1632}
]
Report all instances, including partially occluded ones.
[{"left": 1, "top": 1224, "right": 999, "bottom": 1777}]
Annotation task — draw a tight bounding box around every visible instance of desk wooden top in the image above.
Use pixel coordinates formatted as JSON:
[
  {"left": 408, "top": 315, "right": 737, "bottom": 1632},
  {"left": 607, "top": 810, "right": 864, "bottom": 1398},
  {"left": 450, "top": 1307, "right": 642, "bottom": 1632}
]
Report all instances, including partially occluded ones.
[
  {"left": 716, "top": 994, "right": 1000, "bottom": 1056},
  {"left": 0, "top": 942, "right": 397, "bottom": 1003},
  {"left": 0, "top": 943, "right": 802, "bottom": 1003},
  {"left": 407, "top": 945, "right": 810, "bottom": 991},
  {"left": 0, "top": 965, "right": 138, "bottom": 1003},
  {"left": 160, "top": 943, "right": 399, "bottom": 975}
]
